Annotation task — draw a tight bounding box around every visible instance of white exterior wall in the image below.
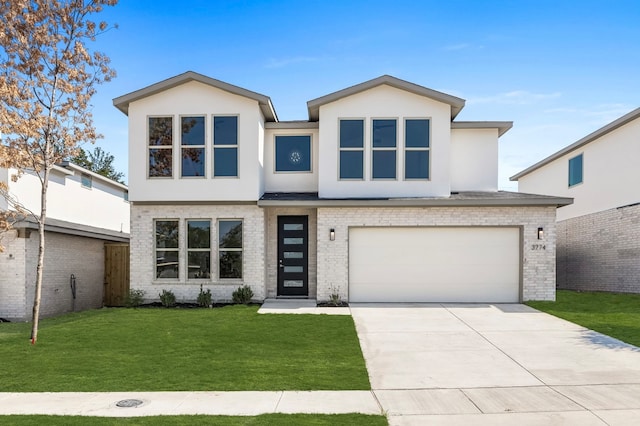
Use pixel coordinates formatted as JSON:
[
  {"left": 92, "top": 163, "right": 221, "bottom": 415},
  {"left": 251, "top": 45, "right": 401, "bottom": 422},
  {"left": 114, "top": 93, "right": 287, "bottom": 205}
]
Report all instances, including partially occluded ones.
[
  {"left": 264, "top": 128, "right": 319, "bottom": 193},
  {"left": 316, "top": 206, "right": 557, "bottom": 303},
  {"left": 450, "top": 128, "right": 499, "bottom": 191},
  {"left": 317, "top": 85, "right": 452, "bottom": 198},
  {"left": 518, "top": 118, "right": 640, "bottom": 221},
  {"left": 130, "top": 203, "right": 265, "bottom": 303},
  {"left": 128, "top": 81, "right": 263, "bottom": 202},
  {"left": 6, "top": 167, "right": 129, "bottom": 233},
  {"left": 0, "top": 230, "right": 27, "bottom": 321}
]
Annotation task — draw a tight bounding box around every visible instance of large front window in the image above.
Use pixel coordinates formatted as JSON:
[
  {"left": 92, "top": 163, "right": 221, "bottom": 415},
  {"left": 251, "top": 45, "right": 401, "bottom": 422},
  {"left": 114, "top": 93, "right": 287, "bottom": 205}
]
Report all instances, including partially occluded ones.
[
  {"left": 187, "top": 220, "right": 211, "bottom": 279},
  {"left": 218, "top": 220, "right": 242, "bottom": 279},
  {"left": 148, "top": 117, "right": 173, "bottom": 177},
  {"left": 213, "top": 116, "right": 238, "bottom": 177},
  {"left": 155, "top": 220, "right": 179, "bottom": 279},
  {"left": 181, "top": 116, "right": 205, "bottom": 177},
  {"left": 275, "top": 135, "right": 311, "bottom": 172},
  {"left": 405, "top": 119, "right": 430, "bottom": 179},
  {"left": 339, "top": 119, "right": 364, "bottom": 179},
  {"left": 372, "top": 119, "right": 397, "bottom": 179}
]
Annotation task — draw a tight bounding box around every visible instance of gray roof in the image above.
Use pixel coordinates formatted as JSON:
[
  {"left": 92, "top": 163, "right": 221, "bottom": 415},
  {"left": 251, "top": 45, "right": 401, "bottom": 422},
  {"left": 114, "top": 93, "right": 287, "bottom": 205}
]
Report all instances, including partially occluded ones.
[
  {"left": 14, "top": 216, "right": 129, "bottom": 242},
  {"left": 306, "top": 75, "right": 466, "bottom": 121},
  {"left": 258, "top": 191, "right": 572, "bottom": 208},
  {"left": 451, "top": 121, "right": 513, "bottom": 137},
  {"left": 511, "top": 107, "right": 640, "bottom": 181},
  {"left": 113, "top": 71, "right": 278, "bottom": 121}
]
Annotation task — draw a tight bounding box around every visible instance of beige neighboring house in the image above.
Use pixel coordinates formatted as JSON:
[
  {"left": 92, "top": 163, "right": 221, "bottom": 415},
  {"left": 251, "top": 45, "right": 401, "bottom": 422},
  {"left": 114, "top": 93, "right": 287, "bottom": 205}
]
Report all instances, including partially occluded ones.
[
  {"left": 0, "top": 162, "right": 129, "bottom": 321},
  {"left": 113, "top": 71, "right": 570, "bottom": 306},
  {"left": 512, "top": 108, "right": 640, "bottom": 293}
]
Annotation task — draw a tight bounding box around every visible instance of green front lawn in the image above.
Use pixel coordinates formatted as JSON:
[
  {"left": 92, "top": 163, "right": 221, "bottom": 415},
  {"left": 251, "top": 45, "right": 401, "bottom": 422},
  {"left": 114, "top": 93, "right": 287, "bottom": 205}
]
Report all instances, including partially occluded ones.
[
  {"left": 0, "top": 306, "right": 370, "bottom": 391},
  {"left": 0, "top": 415, "right": 387, "bottom": 426},
  {"left": 527, "top": 290, "right": 640, "bottom": 347}
]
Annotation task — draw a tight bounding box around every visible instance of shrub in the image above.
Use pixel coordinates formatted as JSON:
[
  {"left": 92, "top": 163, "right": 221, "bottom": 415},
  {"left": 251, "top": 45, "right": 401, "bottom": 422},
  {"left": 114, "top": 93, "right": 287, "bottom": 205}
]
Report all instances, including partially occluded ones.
[
  {"left": 197, "top": 284, "right": 212, "bottom": 308},
  {"left": 232, "top": 285, "right": 254, "bottom": 304},
  {"left": 125, "top": 289, "right": 145, "bottom": 308},
  {"left": 159, "top": 289, "right": 176, "bottom": 308},
  {"left": 328, "top": 285, "right": 343, "bottom": 307}
]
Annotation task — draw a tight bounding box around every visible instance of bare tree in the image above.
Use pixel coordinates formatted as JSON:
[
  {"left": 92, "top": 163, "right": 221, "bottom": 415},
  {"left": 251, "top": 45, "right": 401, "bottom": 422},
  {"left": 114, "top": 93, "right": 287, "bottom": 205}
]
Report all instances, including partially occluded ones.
[{"left": 0, "top": 0, "right": 117, "bottom": 344}]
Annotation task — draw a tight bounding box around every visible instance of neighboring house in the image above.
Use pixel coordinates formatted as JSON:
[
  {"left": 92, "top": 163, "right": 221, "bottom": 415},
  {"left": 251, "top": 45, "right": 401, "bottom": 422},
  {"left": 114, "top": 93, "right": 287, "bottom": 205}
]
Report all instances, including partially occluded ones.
[
  {"left": 0, "top": 162, "right": 129, "bottom": 321},
  {"left": 113, "top": 71, "right": 570, "bottom": 304},
  {"left": 512, "top": 108, "right": 640, "bottom": 293}
]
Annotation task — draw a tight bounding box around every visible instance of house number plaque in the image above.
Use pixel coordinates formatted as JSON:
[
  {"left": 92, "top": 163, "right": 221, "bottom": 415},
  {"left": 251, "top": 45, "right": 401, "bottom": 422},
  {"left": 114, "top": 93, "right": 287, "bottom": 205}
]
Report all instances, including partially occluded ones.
[{"left": 531, "top": 244, "right": 546, "bottom": 250}]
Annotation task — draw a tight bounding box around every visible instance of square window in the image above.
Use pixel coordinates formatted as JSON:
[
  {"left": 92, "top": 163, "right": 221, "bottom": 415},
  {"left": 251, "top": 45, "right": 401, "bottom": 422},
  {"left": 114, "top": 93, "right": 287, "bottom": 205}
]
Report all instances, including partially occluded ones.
[
  {"left": 275, "top": 135, "right": 311, "bottom": 172},
  {"left": 405, "top": 150, "right": 429, "bottom": 179},
  {"left": 373, "top": 119, "right": 397, "bottom": 148},
  {"left": 372, "top": 150, "right": 396, "bottom": 179},
  {"left": 149, "top": 117, "right": 173, "bottom": 146},
  {"left": 214, "top": 147, "right": 238, "bottom": 177},
  {"left": 340, "top": 120, "right": 364, "bottom": 148},
  {"left": 181, "top": 116, "right": 205, "bottom": 146},
  {"left": 405, "top": 119, "right": 430, "bottom": 148},
  {"left": 568, "top": 154, "right": 583, "bottom": 187},
  {"left": 340, "top": 151, "right": 364, "bottom": 179},
  {"left": 214, "top": 116, "right": 238, "bottom": 146},
  {"left": 182, "top": 147, "right": 205, "bottom": 177},
  {"left": 149, "top": 149, "right": 173, "bottom": 177}
]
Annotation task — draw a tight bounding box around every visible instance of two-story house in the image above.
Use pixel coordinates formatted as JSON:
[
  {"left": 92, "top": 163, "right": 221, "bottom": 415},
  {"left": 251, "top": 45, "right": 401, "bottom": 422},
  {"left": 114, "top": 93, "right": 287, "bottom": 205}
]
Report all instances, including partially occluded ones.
[
  {"left": 113, "top": 72, "right": 570, "bottom": 304},
  {"left": 512, "top": 108, "right": 640, "bottom": 293},
  {"left": 0, "top": 162, "right": 129, "bottom": 321}
]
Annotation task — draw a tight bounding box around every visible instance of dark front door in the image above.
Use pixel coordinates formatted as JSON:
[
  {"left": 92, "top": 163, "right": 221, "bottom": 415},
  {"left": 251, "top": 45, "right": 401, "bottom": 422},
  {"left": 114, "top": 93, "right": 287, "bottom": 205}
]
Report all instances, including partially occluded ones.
[{"left": 277, "top": 216, "right": 309, "bottom": 297}]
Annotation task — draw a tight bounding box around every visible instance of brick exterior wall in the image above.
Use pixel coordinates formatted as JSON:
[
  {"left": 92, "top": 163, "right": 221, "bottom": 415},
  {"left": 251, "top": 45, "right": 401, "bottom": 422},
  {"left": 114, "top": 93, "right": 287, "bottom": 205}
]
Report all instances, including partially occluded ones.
[
  {"left": 557, "top": 203, "right": 640, "bottom": 293},
  {"left": 130, "top": 203, "right": 266, "bottom": 303},
  {"left": 1, "top": 230, "right": 107, "bottom": 321},
  {"left": 316, "top": 206, "right": 558, "bottom": 302}
]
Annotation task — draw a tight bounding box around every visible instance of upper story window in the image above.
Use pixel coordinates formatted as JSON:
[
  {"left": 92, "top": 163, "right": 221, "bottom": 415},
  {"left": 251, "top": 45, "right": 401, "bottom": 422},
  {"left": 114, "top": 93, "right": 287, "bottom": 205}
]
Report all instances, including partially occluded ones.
[
  {"left": 339, "top": 119, "right": 364, "bottom": 179},
  {"left": 275, "top": 135, "right": 311, "bottom": 172},
  {"left": 148, "top": 117, "right": 173, "bottom": 178},
  {"left": 155, "top": 220, "right": 179, "bottom": 279},
  {"left": 181, "top": 116, "right": 205, "bottom": 177},
  {"left": 404, "top": 119, "right": 430, "bottom": 180},
  {"left": 81, "top": 173, "right": 92, "bottom": 189},
  {"left": 187, "top": 220, "right": 211, "bottom": 279},
  {"left": 372, "top": 119, "right": 397, "bottom": 180},
  {"left": 213, "top": 116, "right": 238, "bottom": 177},
  {"left": 568, "top": 153, "right": 583, "bottom": 187}
]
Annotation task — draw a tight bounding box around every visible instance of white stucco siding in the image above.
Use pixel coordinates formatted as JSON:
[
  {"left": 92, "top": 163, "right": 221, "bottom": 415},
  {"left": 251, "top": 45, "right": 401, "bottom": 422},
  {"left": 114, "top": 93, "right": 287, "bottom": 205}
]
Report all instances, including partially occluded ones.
[
  {"left": 317, "top": 85, "right": 452, "bottom": 198},
  {"left": 128, "top": 81, "right": 263, "bottom": 202},
  {"left": 264, "top": 128, "right": 319, "bottom": 193},
  {"left": 518, "top": 118, "right": 640, "bottom": 221},
  {"left": 450, "top": 128, "right": 499, "bottom": 191}
]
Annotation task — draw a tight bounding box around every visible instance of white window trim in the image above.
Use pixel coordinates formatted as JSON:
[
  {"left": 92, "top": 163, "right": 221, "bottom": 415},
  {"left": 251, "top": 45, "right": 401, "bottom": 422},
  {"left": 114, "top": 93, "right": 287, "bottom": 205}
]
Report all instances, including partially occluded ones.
[{"left": 273, "top": 134, "right": 314, "bottom": 174}]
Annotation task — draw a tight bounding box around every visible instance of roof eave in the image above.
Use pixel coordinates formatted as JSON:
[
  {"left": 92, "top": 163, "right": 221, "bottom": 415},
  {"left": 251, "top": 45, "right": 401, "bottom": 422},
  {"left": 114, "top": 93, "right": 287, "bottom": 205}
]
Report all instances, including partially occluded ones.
[{"left": 451, "top": 121, "right": 514, "bottom": 137}]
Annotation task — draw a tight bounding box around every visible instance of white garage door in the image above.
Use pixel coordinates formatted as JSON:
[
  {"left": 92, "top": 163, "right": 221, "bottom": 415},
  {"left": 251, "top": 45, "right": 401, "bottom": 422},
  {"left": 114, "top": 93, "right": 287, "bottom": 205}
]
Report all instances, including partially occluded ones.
[{"left": 349, "top": 227, "right": 520, "bottom": 303}]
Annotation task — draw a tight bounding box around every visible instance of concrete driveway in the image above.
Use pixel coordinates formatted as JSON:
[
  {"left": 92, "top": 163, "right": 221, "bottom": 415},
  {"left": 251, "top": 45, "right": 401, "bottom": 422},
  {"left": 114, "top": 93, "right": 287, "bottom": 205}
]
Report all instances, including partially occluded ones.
[{"left": 350, "top": 303, "right": 640, "bottom": 425}]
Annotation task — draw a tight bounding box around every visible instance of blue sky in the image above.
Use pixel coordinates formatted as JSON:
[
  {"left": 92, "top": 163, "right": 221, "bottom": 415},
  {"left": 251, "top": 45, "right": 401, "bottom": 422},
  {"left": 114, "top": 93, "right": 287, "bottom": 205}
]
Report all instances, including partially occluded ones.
[{"left": 90, "top": 0, "right": 640, "bottom": 189}]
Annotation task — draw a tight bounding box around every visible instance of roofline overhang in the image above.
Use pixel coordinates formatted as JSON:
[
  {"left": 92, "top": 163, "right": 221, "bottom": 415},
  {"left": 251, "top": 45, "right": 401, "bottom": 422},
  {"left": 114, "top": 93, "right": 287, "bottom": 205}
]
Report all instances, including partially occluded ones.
[
  {"left": 14, "top": 217, "right": 129, "bottom": 242},
  {"left": 265, "top": 121, "right": 319, "bottom": 129},
  {"left": 511, "top": 107, "right": 640, "bottom": 181},
  {"left": 113, "top": 71, "right": 278, "bottom": 122},
  {"left": 451, "top": 121, "right": 513, "bottom": 137},
  {"left": 306, "top": 75, "right": 466, "bottom": 121},
  {"left": 59, "top": 161, "right": 128, "bottom": 190}
]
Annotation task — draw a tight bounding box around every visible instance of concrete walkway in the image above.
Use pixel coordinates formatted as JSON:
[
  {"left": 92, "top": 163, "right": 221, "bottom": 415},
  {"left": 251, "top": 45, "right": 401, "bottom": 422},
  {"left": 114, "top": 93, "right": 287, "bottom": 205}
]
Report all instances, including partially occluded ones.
[{"left": 351, "top": 303, "right": 640, "bottom": 425}]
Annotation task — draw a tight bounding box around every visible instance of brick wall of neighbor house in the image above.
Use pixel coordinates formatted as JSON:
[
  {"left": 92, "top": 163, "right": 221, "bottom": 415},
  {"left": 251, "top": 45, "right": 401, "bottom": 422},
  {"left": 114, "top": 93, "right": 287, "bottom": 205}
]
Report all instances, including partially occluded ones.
[
  {"left": 130, "top": 204, "right": 265, "bottom": 303},
  {"left": 316, "top": 206, "right": 558, "bottom": 302},
  {"left": 264, "top": 208, "right": 317, "bottom": 299},
  {"left": 557, "top": 203, "right": 640, "bottom": 293},
  {"left": 23, "top": 232, "right": 106, "bottom": 320},
  {"left": 0, "top": 230, "right": 28, "bottom": 321}
]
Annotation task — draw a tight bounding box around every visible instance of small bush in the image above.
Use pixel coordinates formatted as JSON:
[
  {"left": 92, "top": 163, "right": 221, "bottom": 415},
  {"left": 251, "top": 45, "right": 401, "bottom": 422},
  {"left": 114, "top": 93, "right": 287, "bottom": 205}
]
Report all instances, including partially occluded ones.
[
  {"left": 159, "top": 289, "right": 176, "bottom": 308},
  {"left": 328, "top": 285, "right": 343, "bottom": 306},
  {"left": 125, "top": 289, "right": 145, "bottom": 308},
  {"left": 232, "top": 285, "right": 254, "bottom": 304},
  {"left": 197, "top": 285, "right": 212, "bottom": 308}
]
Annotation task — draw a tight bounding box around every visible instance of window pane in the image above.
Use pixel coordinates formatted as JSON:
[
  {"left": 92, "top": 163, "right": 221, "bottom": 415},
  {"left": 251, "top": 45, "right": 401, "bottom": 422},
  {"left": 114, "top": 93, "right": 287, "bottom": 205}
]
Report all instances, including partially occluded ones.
[
  {"left": 182, "top": 148, "right": 205, "bottom": 177},
  {"left": 188, "top": 220, "right": 210, "bottom": 248},
  {"left": 214, "top": 116, "right": 238, "bottom": 146},
  {"left": 156, "top": 250, "right": 178, "bottom": 279},
  {"left": 569, "top": 154, "right": 583, "bottom": 186},
  {"left": 340, "top": 151, "right": 363, "bottom": 179},
  {"left": 81, "top": 174, "right": 92, "bottom": 188},
  {"left": 181, "top": 116, "right": 205, "bottom": 146},
  {"left": 405, "top": 150, "right": 430, "bottom": 179},
  {"left": 283, "top": 224, "right": 304, "bottom": 231},
  {"left": 283, "top": 280, "right": 304, "bottom": 288},
  {"left": 373, "top": 119, "right": 397, "bottom": 148},
  {"left": 284, "top": 237, "right": 304, "bottom": 245},
  {"left": 219, "top": 220, "right": 242, "bottom": 248},
  {"left": 284, "top": 251, "right": 303, "bottom": 258},
  {"left": 156, "top": 221, "right": 179, "bottom": 248},
  {"left": 340, "top": 120, "right": 364, "bottom": 148},
  {"left": 220, "top": 251, "right": 242, "bottom": 278},
  {"left": 188, "top": 251, "right": 210, "bottom": 279},
  {"left": 372, "top": 150, "right": 396, "bottom": 179},
  {"left": 149, "top": 117, "right": 172, "bottom": 146},
  {"left": 149, "top": 149, "right": 173, "bottom": 177},
  {"left": 406, "top": 119, "right": 430, "bottom": 148},
  {"left": 214, "top": 147, "right": 238, "bottom": 177},
  {"left": 275, "top": 135, "right": 311, "bottom": 172},
  {"left": 284, "top": 266, "right": 304, "bottom": 273}
]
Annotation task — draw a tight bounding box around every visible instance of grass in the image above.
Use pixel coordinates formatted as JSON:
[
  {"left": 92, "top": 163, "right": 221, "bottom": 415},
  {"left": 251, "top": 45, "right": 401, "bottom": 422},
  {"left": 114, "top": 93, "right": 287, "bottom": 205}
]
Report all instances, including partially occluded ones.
[
  {"left": 0, "top": 306, "right": 370, "bottom": 392},
  {"left": 0, "top": 415, "right": 388, "bottom": 425},
  {"left": 526, "top": 290, "right": 640, "bottom": 347}
]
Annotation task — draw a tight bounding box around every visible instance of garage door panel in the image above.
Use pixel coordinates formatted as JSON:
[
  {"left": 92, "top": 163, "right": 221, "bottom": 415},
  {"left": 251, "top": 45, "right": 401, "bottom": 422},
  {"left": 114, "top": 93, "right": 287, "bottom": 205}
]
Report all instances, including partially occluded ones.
[{"left": 349, "top": 227, "right": 520, "bottom": 303}]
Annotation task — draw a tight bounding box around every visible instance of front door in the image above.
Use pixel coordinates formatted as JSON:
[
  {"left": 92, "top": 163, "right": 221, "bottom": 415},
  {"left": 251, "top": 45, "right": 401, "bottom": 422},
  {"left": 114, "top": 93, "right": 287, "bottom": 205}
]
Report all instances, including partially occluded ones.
[{"left": 277, "top": 216, "right": 309, "bottom": 297}]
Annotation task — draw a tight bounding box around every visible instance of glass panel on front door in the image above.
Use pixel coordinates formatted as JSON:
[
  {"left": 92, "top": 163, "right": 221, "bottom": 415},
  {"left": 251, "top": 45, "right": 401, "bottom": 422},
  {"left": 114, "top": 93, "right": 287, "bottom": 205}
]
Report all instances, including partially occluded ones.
[{"left": 277, "top": 216, "right": 309, "bottom": 297}]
